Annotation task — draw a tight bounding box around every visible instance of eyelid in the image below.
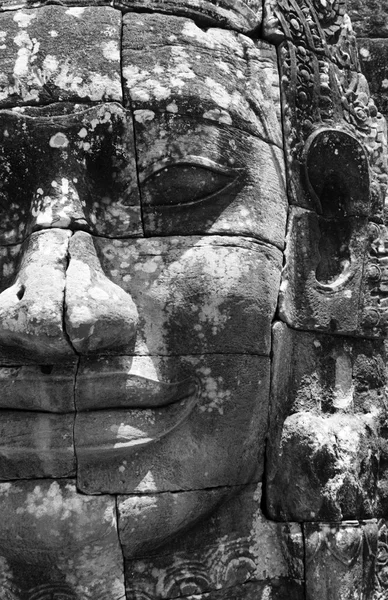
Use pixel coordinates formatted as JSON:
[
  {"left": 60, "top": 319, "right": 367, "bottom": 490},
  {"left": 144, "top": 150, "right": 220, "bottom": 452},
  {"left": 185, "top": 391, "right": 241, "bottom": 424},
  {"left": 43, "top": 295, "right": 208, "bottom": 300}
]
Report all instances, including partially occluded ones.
[{"left": 139, "top": 155, "right": 242, "bottom": 183}]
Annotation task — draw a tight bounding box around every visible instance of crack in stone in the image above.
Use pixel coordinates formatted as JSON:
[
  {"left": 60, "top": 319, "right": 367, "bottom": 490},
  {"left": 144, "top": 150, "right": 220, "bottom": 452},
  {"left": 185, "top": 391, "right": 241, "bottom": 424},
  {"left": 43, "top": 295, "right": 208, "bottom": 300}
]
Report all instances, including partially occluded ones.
[
  {"left": 61, "top": 231, "right": 79, "bottom": 357},
  {"left": 115, "top": 495, "right": 129, "bottom": 600}
]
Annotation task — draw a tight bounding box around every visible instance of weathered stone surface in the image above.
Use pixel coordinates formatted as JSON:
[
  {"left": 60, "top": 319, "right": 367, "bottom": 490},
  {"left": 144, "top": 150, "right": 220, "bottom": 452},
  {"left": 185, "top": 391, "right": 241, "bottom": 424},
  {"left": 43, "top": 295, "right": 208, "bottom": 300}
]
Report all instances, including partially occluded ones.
[
  {"left": 0, "top": 411, "right": 74, "bottom": 478},
  {"left": 120, "top": 484, "right": 303, "bottom": 596},
  {"left": 0, "top": 103, "right": 141, "bottom": 245},
  {"left": 268, "top": 411, "right": 380, "bottom": 521},
  {"left": 0, "top": 6, "right": 122, "bottom": 107},
  {"left": 75, "top": 355, "right": 270, "bottom": 494},
  {"left": 0, "top": 0, "right": 112, "bottom": 7},
  {"left": 358, "top": 38, "right": 388, "bottom": 118},
  {"left": 0, "top": 479, "right": 125, "bottom": 597},
  {"left": 167, "top": 580, "right": 305, "bottom": 600},
  {"left": 305, "top": 521, "right": 378, "bottom": 600},
  {"left": 0, "top": 362, "right": 77, "bottom": 411},
  {"left": 347, "top": 0, "right": 388, "bottom": 38},
  {"left": 91, "top": 235, "right": 282, "bottom": 356},
  {"left": 279, "top": 207, "right": 369, "bottom": 335},
  {"left": 0, "top": 229, "right": 75, "bottom": 361},
  {"left": 266, "top": 322, "right": 388, "bottom": 521},
  {"left": 118, "top": 486, "right": 230, "bottom": 559},
  {"left": 135, "top": 115, "right": 287, "bottom": 247},
  {"left": 116, "top": 0, "right": 261, "bottom": 32},
  {"left": 122, "top": 13, "right": 282, "bottom": 144},
  {"left": 153, "top": 580, "right": 305, "bottom": 600}
]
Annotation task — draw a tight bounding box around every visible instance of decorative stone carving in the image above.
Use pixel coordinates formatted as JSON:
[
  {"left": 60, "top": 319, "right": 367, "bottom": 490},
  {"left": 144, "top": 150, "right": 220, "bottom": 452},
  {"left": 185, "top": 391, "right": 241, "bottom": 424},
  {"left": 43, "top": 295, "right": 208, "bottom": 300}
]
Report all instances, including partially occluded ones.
[
  {"left": 0, "top": 2, "right": 289, "bottom": 595},
  {"left": 305, "top": 520, "right": 378, "bottom": 600},
  {"left": 0, "top": 0, "right": 386, "bottom": 597},
  {"left": 120, "top": 484, "right": 304, "bottom": 599}
]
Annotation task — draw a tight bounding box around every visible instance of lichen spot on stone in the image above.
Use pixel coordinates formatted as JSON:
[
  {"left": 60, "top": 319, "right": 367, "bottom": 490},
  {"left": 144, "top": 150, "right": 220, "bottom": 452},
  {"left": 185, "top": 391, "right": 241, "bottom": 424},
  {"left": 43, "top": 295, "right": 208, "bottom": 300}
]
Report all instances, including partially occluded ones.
[
  {"left": 65, "top": 7, "right": 86, "bottom": 17},
  {"left": 42, "top": 55, "right": 59, "bottom": 74},
  {"left": 134, "top": 110, "right": 155, "bottom": 124},
  {"left": 13, "top": 11, "right": 35, "bottom": 28},
  {"left": 182, "top": 21, "right": 211, "bottom": 45},
  {"left": 0, "top": 482, "right": 12, "bottom": 496},
  {"left": 166, "top": 101, "right": 178, "bottom": 114},
  {"left": 49, "top": 132, "right": 69, "bottom": 148},
  {"left": 359, "top": 47, "right": 370, "bottom": 60},
  {"left": 203, "top": 109, "right": 232, "bottom": 125},
  {"left": 102, "top": 40, "right": 120, "bottom": 62}
]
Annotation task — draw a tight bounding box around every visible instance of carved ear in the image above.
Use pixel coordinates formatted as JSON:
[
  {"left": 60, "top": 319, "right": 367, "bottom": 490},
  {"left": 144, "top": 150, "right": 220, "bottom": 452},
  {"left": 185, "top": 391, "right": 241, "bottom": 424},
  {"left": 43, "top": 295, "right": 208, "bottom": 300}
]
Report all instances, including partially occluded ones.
[{"left": 303, "top": 128, "right": 370, "bottom": 217}]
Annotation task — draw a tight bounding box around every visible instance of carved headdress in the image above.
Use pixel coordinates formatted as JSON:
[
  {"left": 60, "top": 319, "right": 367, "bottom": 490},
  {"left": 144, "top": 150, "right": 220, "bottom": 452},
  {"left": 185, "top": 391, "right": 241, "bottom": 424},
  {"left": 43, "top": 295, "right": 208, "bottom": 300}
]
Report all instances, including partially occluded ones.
[{"left": 261, "top": 0, "right": 388, "bottom": 337}]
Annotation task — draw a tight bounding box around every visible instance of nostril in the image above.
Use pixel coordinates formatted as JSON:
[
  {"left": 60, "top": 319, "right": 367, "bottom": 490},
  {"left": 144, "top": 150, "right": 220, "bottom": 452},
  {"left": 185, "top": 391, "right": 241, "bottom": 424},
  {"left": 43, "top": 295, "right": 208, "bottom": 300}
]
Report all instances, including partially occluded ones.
[
  {"left": 16, "top": 285, "right": 25, "bottom": 301},
  {"left": 40, "top": 364, "right": 54, "bottom": 375}
]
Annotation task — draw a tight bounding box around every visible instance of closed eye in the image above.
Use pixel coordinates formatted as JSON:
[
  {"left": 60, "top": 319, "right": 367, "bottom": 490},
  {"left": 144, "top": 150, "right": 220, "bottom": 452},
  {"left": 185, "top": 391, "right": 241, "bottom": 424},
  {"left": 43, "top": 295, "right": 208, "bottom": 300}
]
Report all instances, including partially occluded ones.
[{"left": 141, "top": 158, "right": 242, "bottom": 207}]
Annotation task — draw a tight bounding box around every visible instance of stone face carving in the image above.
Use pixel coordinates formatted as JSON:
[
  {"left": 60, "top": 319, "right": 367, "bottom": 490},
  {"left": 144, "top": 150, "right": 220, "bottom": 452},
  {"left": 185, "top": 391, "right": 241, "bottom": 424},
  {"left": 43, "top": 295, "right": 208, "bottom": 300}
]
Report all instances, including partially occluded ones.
[
  {"left": 0, "top": 2, "right": 294, "bottom": 597},
  {"left": 0, "top": 0, "right": 386, "bottom": 598}
]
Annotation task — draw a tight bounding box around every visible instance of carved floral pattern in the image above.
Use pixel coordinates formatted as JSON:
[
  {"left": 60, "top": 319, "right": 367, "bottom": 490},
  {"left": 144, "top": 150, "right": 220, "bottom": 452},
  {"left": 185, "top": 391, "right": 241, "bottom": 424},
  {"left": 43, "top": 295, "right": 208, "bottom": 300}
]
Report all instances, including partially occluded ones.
[
  {"left": 375, "top": 521, "right": 388, "bottom": 598},
  {"left": 126, "top": 539, "right": 258, "bottom": 600}
]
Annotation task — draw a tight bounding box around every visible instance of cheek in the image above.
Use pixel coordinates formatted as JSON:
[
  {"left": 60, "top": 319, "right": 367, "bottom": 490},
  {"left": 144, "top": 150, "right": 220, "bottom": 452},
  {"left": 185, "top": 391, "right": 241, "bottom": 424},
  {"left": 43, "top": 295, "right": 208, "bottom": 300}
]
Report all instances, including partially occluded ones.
[{"left": 96, "top": 237, "right": 282, "bottom": 356}]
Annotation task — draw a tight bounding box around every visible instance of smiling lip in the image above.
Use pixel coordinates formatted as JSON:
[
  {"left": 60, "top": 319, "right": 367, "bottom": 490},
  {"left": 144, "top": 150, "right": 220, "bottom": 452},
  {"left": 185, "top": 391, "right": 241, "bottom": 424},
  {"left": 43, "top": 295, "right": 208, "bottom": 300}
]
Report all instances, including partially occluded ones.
[
  {"left": 75, "top": 371, "right": 199, "bottom": 411},
  {"left": 74, "top": 373, "right": 199, "bottom": 453},
  {"left": 0, "top": 371, "right": 199, "bottom": 471}
]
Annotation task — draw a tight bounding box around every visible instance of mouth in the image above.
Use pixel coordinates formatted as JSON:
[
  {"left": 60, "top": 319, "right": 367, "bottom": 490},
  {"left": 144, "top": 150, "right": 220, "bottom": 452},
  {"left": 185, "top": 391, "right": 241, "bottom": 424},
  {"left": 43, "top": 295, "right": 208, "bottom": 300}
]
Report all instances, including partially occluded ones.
[
  {"left": 0, "top": 363, "right": 199, "bottom": 473},
  {"left": 74, "top": 371, "right": 199, "bottom": 454}
]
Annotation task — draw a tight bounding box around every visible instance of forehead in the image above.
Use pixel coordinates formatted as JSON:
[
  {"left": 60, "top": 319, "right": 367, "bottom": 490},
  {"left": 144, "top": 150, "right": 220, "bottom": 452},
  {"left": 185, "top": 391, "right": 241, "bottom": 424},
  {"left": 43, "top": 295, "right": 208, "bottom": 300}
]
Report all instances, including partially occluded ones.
[
  {"left": 0, "top": 5, "right": 287, "bottom": 248},
  {"left": 0, "top": 6, "right": 280, "bottom": 140}
]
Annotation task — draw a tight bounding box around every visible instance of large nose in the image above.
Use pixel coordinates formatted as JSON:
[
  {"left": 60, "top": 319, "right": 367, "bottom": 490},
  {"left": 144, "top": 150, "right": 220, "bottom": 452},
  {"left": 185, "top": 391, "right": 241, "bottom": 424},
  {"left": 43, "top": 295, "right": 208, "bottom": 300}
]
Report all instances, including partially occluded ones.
[
  {"left": 0, "top": 229, "right": 74, "bottom": 360},
  {"left": 0, "top": 196, "right": 138, "bottom": 361}
]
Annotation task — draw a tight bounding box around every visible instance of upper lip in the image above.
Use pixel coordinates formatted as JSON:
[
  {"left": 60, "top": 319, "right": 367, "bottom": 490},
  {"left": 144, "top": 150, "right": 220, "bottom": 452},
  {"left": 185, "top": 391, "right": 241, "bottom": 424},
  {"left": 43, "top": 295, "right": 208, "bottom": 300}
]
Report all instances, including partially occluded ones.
[{"left": 76, "top": 371, "right": 199, "bottom": 411}]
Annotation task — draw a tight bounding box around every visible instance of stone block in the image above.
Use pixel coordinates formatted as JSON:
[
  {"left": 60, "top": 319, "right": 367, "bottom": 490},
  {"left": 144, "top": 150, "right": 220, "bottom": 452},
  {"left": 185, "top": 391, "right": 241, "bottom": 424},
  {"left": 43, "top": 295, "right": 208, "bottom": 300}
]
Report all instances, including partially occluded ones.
[
  {"left": 118, "top": 486, "right": 230, "bottom": 559},
  {"left": 115, "top": 0, "right": 262, "bottom": 32},
  {"left": 120, "top": 484, "right": 303, "bottom": 597},
  {"left": 0, "top": 479, "right": 125, "bottom": 598},
  {"left": 0, "top": 411, "right": 75, "bottom": 478},
  {"left": 122, "top": 13, "right": 282, "bottom": 144},
  {"left": 279, "top": 206, "right": 369, "bottom": 335},
  {"left": 90, "top": 235, "right": 282, "bottom": 356},
  {"left": 266, "top": 323, "right": 388, "bottom": 521},
  {"left": 0, "top": 6, "right": 122, "bottom": 107},
  {"left": 134, "top": 114, "right": 287, "bottom": 247},
  {"left": 0, "top": 362, "right": 77, "bottom": 411},
  {"left": 305, "top": 520, "right": 378, "bottom": 600},
  {"left": 75, "top": 354, "right": 270, "bottom": 493}
]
